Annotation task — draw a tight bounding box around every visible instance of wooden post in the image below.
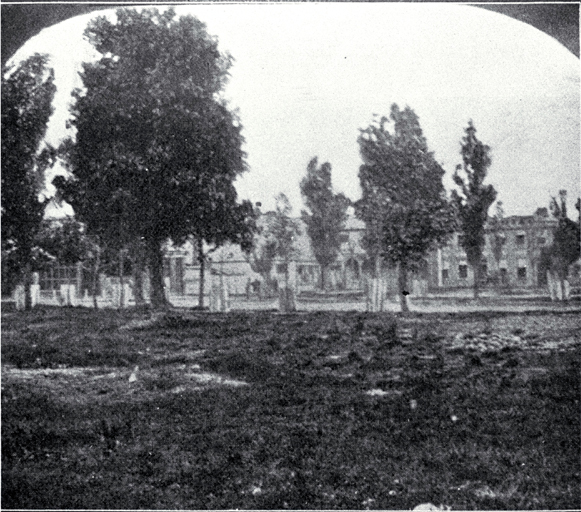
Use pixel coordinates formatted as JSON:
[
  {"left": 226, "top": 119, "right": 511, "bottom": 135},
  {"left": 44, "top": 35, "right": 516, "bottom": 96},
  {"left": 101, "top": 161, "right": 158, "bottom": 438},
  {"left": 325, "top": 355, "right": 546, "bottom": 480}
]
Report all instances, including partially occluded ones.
[{"left": 76, "top": 261, "right": 83, "bottom": 299}]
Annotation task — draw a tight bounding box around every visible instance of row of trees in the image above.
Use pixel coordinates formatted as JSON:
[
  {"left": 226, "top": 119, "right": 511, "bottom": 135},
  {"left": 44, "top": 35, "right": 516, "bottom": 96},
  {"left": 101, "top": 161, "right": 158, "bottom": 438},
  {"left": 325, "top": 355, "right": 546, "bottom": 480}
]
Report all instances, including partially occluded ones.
[
  {"left": 278, "top": 104, "right": 579, "bottom": 310},
  {"left": 245, "top": 105, "right": 498, "bottom": 312},
  {"left": 3, "top": 7, "right": 578, "bottom": 312},
  {"left": 292, "top": 106, "right": 497, "bottom": 311}
]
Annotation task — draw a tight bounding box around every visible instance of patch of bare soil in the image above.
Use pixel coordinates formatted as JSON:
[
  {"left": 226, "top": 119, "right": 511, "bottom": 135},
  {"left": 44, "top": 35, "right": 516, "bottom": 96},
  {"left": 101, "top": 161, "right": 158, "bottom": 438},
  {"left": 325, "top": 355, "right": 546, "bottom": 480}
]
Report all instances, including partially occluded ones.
[{"left": 2, "top": 364, "right": 248, "bottom": 406}]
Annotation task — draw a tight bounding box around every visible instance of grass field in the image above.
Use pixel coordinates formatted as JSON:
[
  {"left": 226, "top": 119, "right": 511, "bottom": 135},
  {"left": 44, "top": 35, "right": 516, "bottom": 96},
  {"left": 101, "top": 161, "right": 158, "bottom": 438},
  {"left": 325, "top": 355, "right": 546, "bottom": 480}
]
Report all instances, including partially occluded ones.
[{"left": 2, "top": 307, "right": 579, "bottom": 509}]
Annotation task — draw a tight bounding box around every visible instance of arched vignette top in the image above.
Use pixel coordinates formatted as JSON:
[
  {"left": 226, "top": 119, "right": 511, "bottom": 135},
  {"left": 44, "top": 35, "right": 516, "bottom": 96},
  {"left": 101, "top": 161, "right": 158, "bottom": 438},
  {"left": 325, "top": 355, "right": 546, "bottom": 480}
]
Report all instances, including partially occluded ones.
[{"left": 1, "top": 2, "right": 579, "bottom": 68}]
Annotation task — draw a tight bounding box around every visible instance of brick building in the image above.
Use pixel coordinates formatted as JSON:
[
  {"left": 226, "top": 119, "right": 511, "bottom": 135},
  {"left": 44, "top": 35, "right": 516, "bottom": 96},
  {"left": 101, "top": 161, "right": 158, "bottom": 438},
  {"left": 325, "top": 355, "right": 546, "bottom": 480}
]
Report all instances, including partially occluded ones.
[
  {"left": 35, "top": 207, "right": 563, "bottom": 306},
  {"left": 164, "top": 208, "right": 561, "bottom": 299},
  {"left": 427, "top": 208, "right": 559, "bottom": 291}
]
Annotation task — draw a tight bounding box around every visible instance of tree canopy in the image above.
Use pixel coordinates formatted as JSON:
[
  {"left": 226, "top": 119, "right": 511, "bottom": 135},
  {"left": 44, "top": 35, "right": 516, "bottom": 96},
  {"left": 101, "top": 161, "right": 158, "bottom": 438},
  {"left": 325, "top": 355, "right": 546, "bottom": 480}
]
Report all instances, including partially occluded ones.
[
  {"left": 35, "top": 217, "right": 92, "bottom": 267},
  {"left": 246, "top": 214, "right": 278, "bottom": 296},
  {"left": 56, "top": 8, "right": 252, "bottom": 308},
  {"left": 1, "top": 53, "right": 56, "bottom": 305},
  {"left": 300, "top": 157, "right": 350, "bottom": 290},
  {"left": 265, "top": 193, "right": 301, "bottom": 312},
  {"left": 355, "top": 104, "right": 456, "bottom": 311},
  {"left": 541, "top": 190, "right": 581, "bottom": 280},
  {"left": 268, "top": 193, "right": 301, "bottom": 274},
  {"left": 451, "top": 121, "right": 497, "bottom": 298}
]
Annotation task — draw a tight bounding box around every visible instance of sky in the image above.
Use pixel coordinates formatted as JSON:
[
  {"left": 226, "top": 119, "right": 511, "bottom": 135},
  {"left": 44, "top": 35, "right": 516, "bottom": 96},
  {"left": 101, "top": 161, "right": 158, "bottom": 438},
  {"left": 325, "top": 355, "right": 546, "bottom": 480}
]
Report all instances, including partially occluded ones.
[{"left": 8, "top": 3, "right": 580, "bottom": 219}]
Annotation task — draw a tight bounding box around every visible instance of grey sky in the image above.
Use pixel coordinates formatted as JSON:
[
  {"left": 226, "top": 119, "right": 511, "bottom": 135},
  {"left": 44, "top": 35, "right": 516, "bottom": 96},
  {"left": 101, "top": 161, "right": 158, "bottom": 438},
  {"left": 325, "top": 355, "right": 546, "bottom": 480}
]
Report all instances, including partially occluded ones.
[{"left": 10, "top": 3, "right": 580, "bottom": 219}]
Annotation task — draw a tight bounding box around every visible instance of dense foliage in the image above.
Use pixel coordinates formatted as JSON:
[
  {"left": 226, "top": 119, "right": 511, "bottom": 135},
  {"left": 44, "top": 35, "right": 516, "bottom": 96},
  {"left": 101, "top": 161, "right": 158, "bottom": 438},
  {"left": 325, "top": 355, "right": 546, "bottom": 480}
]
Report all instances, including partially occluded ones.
[
  {"left": 247, "top": 226, "right": 278, "bottom": 297},
  {"left": 1, "top": 54, "right": 56, "bottom": 303},
  {"left": 35, "top": 217, "right": 92, "bottom": 266},
  {"left": 540, "top": 190, "right": 581, "bottom": 285},
  {"left": 300, "top": 157, "right": 350, "bottom": 290},
  {"left": 267, "top": 194, "right": 301, "bottom": 282},
  {"left": 56, "top": 8, "right": 253, "bottom": 308},
  {"left": 451, "top": 121, "right": 497, "bottom": 298},
  {"left": 264, "top": 194, "right": 301, "bottom": 311},
  {"left": 356, "top": 104, "right": 456, "bottom": 311}
]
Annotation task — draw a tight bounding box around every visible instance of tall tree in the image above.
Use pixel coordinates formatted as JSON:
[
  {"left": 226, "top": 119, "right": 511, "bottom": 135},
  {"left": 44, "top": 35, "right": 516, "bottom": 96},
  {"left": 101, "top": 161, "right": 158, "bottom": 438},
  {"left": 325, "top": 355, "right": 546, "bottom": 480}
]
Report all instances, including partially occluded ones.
[
  {"left": 267, "top": 193, "right": 301, "bottom": 312},
  {"left": 489, "top": 200, "right": 506, "bottom": 286},
  {"left": 451, "top": 121, "right": 497, "bottom": 299},
  {"left": 246, "top": 213, "right": 278, "bottom": 298},
  {"left": 56, "top": 8, "right": 249, "bottom": 309},
  {"left": 540, "top": 190, "right": 581, "bottom": 300},
  {"left": 1, "top": 54, "right": 56, "bottom": 308},
  {"left": 300, "top": 157, "right": 350, "bottom": 290},
  {"left": 247, "top": 239, "right": 277, "bottom": 298},
  {"left": 355, "top": 104, "right": 456, "bottom": 312}
]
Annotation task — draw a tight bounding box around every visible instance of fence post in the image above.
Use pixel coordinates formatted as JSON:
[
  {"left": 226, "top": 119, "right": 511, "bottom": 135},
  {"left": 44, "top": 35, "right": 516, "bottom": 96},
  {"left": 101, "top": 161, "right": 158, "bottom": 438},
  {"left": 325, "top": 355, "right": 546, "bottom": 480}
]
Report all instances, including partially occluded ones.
[
  {"left": 14, "top": 285, "right": 25, "bottom": 310},
  {"left": 31, "top": 272, "right": 40, "bottom": 307},
  {"left": 76, "top": 261, "right": 83, "bottom": 298}
]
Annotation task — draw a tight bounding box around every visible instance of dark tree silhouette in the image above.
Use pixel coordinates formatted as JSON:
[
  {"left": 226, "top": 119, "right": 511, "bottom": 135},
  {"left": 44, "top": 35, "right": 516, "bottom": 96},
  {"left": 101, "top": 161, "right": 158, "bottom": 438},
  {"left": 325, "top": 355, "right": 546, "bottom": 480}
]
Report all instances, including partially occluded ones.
[
  {"left": 2, "top": 53, "right": 56, "bottom": 307},
  {"left": 451, "top": 121, "right": 497, "bottom": 299},
  {"left": 300, "top": 157, "right": 350, "bottom": 290},
  {"left": 356, "top": 104, "right": 456, "bottom": 312},
  {"left": 540, "top": 190, "right": 580, "bottom": 299},
  {"left": 266, "top": 193, "right": 301, "bottom": 312},
  {"left": 56, "top": 8, "right": 251, "bottom": 309}
]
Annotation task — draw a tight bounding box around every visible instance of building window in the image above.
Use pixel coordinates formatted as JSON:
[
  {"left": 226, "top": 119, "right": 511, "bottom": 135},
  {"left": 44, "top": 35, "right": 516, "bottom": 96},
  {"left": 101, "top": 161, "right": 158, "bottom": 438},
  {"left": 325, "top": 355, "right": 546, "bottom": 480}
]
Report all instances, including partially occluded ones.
[
  {"left": 339, "top": 233, "right": 349, "bottom": 244},
  {"left": 481, "top": 262, "right": 488, "bottom": 277},
  {"left": 537, "top": 237, "right": 546, "bottom": 245},
  {"left": 457, "top": 235, "right": 465, "bottom": 247},
  {"left": 459, "top": 265, "right": 468, "bottom": 279},
  {"left": 442, "top": 269, "right": 449, "bottom": 280},
  {"left": 276, "top": 263, "right": 288, "bottom": 274},
  {"left": 517, "top": 266, "right": 527, "bottom": 280},
  {"left": 516, "top": 234, "right": 525, "bottom": 246}
]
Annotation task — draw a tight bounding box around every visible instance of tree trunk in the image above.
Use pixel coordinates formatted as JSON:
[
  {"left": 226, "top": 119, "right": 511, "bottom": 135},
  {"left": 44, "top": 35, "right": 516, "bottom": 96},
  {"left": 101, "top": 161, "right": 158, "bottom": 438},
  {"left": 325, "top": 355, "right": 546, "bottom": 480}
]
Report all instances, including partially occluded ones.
[
  {"left": 278, "top": 287, "right": 296, "bottom": 312},
  {"left": 398, "top": 261, "right": 409, "bottom": 313},
  {"left": 132, "top": 266, "right": 145, "bottom": 307},
  {"left": 118, "top": 248, "right": 125, "bottom": 308},
  {"left": 472, "top": 262, "right": 481, "bottom": 299},
  {"left": 130, "top": 241, "right": 147, "bottom": 307},
  {"left": 92, "top": 245, "right": 101, "bottom": 309},
  {"left": 147, "top": 237, "right": 168, "bottom": 310},
  {"left": 557, "top": 263, "right": 570, "bottom": 301},
  {"left": 23, "top": 260, "right": 33, "bottom": 311},
  {"left": 197, "top": 237, "right": 206, "bottom": 309},
  {"left": 279, "top": 265, "right": 296, "bottom": 312},
  {"left": 320, "top": 265, "right": 326, "bottom": 291}
]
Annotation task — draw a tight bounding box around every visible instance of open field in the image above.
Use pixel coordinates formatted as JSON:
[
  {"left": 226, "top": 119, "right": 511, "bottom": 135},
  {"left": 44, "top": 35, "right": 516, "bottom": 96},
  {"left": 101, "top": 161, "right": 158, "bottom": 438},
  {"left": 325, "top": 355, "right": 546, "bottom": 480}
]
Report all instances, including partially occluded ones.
[{"left": 2, "top": 307, "right": 580, "bottom": 509}]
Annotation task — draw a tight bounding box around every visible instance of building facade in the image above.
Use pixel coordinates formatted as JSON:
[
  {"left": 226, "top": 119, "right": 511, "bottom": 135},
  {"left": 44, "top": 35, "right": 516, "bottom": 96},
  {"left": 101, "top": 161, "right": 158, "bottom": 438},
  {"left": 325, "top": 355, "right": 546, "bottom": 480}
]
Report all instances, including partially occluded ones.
[
  {"left": 427, "top": 208, "right": 559, "bottom": 291},
  {"left": 156, "top": 208, "right": 563, "bottom": 298},
  {"left": 35, "top": 207, "right": 563, "bottom": 306}
]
